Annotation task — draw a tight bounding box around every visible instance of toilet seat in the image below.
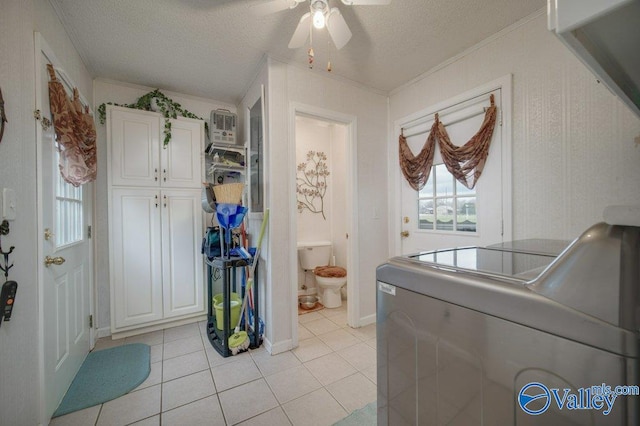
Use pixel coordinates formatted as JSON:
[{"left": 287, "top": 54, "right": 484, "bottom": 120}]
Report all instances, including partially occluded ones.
[{"left": 314, "top": 265, "right": 347, "bottom": 278}]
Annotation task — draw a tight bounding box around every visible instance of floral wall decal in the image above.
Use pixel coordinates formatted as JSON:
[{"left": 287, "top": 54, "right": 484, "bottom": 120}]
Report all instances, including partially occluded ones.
[{"left": 297, "top": 150, "right": 330, "bottom": 219}]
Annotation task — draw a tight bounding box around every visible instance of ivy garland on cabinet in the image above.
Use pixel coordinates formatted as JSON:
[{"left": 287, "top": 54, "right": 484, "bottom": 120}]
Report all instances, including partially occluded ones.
[{"left": 97, "top": 89, "right": 208, "bottom": 146}]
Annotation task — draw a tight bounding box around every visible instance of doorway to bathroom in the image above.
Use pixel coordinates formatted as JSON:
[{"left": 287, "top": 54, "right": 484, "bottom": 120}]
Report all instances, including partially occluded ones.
[{"left": 290, "top": 105, "right": 357, "bottom": 348}]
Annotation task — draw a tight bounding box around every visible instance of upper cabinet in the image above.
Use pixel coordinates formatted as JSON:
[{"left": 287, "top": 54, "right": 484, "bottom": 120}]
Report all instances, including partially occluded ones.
[
  {"left": 108, "top": 106, "right": 204, "bottom": 188},
  {"left": 548, "top": 0, "right": 640, "bottom": 118}
]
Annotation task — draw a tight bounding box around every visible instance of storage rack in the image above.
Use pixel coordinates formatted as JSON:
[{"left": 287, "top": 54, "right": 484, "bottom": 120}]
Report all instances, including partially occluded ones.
[{"left": 205, "top": 256, "right": 260, "bottom": 357}]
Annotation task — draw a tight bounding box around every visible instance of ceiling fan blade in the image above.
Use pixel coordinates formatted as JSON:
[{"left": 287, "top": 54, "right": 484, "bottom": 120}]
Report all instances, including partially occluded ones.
[
  {"left": 327, "top": 8, "right": 352, "bottom": 50},
  {"left": 288, "top": 12, "right": 311, "bottom": 49},
  {"left": 340, "top": 0, "right": 391, "bottom": 5},
  {"left": 251, "top": 0, "right": 304, "bottom": 16}
]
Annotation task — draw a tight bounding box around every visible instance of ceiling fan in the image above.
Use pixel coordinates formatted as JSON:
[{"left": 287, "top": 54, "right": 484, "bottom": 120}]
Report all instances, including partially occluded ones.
[{"left": 253, "top": 0, "right": 391, "bottom": 50}]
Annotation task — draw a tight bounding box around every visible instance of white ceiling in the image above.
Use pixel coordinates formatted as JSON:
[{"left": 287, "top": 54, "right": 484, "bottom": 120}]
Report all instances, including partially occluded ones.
[{"left": 50, "top": 0, "right": 545, "bottom": 104}]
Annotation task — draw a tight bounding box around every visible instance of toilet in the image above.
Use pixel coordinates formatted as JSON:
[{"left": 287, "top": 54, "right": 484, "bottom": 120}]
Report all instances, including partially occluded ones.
[{"left": 297, "top": 241, "right": 347, "bottom": 309}]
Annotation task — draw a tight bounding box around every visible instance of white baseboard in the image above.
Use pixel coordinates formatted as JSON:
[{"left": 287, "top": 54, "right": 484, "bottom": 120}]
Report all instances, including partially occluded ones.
[
  {"left": 359, "top": 313, "right": 376, "bottom": 327},
  {"left": 96, "top": 326, "right": 111, "bottom": 339},
  {"left": 264, "top": 337, "right": 293, "bottom": 355}
]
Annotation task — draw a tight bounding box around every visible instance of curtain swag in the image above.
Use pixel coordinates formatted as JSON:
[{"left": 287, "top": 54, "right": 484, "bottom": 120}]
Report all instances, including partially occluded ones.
[
  {"left": 47, "top": 63, "right": 97, "bottom": 187},
  {"left": 399, "top": 94, "right": 497, "bottom": 191}
]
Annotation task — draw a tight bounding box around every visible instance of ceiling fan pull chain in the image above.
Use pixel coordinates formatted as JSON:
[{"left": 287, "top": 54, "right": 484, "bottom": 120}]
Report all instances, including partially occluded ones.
[
  {"left": 308, "top": 47, "right": 315, "bottom": 69},
  {"left": 308, "top": 25, "right": 314, "bottom": 69}
]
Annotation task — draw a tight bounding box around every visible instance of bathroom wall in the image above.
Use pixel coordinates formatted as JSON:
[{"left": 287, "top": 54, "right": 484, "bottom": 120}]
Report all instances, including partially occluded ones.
[{"left": 295, "top": 116, "right": 348, "bottom": 293}]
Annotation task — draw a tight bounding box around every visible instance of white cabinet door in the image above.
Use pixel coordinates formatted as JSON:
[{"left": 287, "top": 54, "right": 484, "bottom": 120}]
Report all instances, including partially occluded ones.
[
  {"left": 109, "top": 107, "right": 161, "bottom": 187},
  {"left": 111, "top": 188, "right": 164, "bottom": 329},
  {"left": 162, "top": 118, "right": 203, "bottom": 188},
  {"left": 161, "top": 189, "right": 205, "bottom": 318}
]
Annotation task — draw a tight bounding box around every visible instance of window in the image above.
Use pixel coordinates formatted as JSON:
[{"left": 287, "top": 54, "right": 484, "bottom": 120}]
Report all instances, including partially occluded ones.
[
  {"left": 55, "top": 152, "right": 83, "bottom": 246},
  {"left": 418, "top": 164, "right": 477, "bottom": 232}
]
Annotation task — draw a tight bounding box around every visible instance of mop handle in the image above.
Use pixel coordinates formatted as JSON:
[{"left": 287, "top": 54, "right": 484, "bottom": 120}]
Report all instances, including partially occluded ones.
[
  {"left": 235, "top": 209, "right": 269, "bottom": 333},
  {"left": 248, "top": 209, "right": 269, "bottom": 280}
]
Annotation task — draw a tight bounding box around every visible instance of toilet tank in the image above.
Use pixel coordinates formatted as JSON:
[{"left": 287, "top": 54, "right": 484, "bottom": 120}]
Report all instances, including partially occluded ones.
[{"left": 297, "top": 241, "right": 331, "bottom": 270}]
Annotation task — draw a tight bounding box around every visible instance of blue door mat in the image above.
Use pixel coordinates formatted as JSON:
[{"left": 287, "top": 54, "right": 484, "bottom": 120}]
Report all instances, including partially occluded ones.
[{"left": 53, "top": 343, "right": 150, "bottom": 417}]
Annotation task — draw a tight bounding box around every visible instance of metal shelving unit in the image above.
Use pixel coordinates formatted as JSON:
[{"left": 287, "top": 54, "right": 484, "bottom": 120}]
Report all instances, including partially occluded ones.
[{"left": 205, "top": 256, "right": 261, "bottom": 357}]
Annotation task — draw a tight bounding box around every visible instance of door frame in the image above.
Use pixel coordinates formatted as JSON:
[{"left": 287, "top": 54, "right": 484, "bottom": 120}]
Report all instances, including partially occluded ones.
[
  {"left": 288, "top": 103, "right": 359, "bottom": 347},
  {"left": 34, "top": 32, "right": 96, "bottom": 424},
  {"left": 390, "top": 74, "right": 513, "bottom": 255}
]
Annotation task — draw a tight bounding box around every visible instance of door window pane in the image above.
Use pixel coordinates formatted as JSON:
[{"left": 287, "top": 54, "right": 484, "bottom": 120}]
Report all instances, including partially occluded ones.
[
  {"left": 418, "top": 199, "right": 434, "bottom": 229},
  {"left": 436, "top": 198, "right": 454, "bottom": 231},
  {"left": 435, "top": 164, "right": 454, "bottom": 197},
  {"left": 55, "top": 150, "right": 83, "bottom": 246},
  {"left": 416, "top": 163, "right": 478, "bottom": 234},
  {"left": 456, "top": 197, "right": 477, "bottom": 232}
]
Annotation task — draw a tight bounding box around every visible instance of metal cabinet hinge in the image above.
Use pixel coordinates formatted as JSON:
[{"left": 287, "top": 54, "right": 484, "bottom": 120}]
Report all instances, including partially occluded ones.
[
  {"left": 89, "top": 314, "right": 93, "bottom": 328},
  {"left": 87, "top": 225, "right": 92, "bottom": 239},
  {"left": 33, "top": 109, "right": 52, "bottom": 131}
]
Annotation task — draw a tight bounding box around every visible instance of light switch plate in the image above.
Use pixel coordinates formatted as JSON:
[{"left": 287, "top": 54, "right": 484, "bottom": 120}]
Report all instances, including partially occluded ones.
[{"left": 2, "top": 188, "right": 16, "bottom": 220}]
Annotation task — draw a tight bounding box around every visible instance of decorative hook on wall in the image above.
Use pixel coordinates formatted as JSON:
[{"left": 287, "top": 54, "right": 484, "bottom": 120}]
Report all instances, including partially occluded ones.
[
  {"left": 0, "top": 87, "right": 7, "bottom": 144},
  {"left": 0, "top": 220, "right": 14, "bottom": 280}
]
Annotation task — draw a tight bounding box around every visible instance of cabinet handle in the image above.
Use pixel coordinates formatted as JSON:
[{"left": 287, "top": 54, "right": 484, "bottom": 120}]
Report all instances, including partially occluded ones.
[
  {"left": 163, "top": 195, "right": 167, "bottom": 208},
  {"left": 155, "top": 194, "right": 158, "bottom": 208},
  {"left": 163, "top": 169, "right": 167, "bottom": 182},
  {"left": 154, "top": 168, "right": 158, "bottom": 182}
]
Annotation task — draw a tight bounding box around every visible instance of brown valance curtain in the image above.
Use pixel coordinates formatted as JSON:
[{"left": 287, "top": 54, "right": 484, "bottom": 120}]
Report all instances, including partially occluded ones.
[
  {"left": 47, "top": 64, "right": 97, "bottom": 186},
  {"left": 399, "top": 94, "right": 497, "bottom": 191}
]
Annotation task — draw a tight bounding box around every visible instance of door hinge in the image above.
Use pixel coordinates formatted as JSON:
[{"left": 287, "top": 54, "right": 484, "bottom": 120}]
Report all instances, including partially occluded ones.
[
  {"left": 87, "top": 225, "right": 92, "bottom": 239},
  {"left": 89, "top": 314, "right": 93, "bottom": 328},
  {"left": 501, "top": 220, "right": 504, "bottom": 236}
]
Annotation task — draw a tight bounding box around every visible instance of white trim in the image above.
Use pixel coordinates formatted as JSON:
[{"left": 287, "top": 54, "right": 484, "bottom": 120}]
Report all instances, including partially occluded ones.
[
  {"left": 289, "top": 103, "right": 359, "bottom": 347},
  {"left": 391, "top": 74, "right": 514, "bottom": 255},
  {"left": 96, "top": 326, "right": 111, "bottom": 339},
  {"left": 359, "top": 313, "right": 376, "bottom": 327},
  {"left": 266, "top": 338, "right": 293, "bottom": 355}
]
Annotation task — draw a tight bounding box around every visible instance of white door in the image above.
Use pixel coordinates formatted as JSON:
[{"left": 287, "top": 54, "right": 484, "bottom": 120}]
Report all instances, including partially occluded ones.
[
  {"left": 163, "top": 118, "right": 203, "bottom": 188},
  {"left": 108, "top": 107, "right": 161, "bottom": 187},
  {"left": 400, "top": 88, "right": 505, "bottom": 254},
  {"left": 36, "top": 35, "right": 93, "bottom": 418},
  {"left": 161, "top": 189, "right": 204, "bottom": 318},
  {"left": 110, "top": 188, "right": 163, "bottom": 330}
]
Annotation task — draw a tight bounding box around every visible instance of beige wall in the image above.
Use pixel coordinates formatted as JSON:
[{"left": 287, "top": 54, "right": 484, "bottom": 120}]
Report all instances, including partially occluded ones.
[{"left": 389, "top": 11, "right": 640, "bottom": 243}]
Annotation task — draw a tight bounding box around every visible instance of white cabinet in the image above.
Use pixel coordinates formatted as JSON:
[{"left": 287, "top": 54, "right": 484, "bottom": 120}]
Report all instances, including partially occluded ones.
[
  {"left": 110, "top": 188, "right": 164, "bottom": 329},
  {"left": 107, "top": 106, "right": 205, "bottom": 335},
  {"left": 109, "top": 107, "right": 203, "bottom": 188}
]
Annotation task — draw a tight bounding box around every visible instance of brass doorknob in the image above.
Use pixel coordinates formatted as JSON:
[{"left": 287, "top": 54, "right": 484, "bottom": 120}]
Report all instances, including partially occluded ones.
[
  {"left": 400, "top": 230, "right": 409, "bottom": 238},
  {"left": 44, "top": 256, "right": 66, "bottom": 267}
]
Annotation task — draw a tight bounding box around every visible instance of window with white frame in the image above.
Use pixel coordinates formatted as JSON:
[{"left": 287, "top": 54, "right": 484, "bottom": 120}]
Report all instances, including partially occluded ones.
[
  {"left": 418, "top": 163, "right": 477, "bottom": 232},
  {"left": 55, "top": 150, "right": 83, "bottom": 246}
]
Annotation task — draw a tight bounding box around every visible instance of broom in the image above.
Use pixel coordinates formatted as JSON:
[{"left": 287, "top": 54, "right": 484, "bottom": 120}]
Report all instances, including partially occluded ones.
[{"left": 229, "top": 209, "right": 269, "bottom": 355}]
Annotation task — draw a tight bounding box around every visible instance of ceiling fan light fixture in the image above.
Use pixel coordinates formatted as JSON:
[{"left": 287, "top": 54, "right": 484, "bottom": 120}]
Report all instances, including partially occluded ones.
[{"left": 312, "top": 9, "right": 326, "bottom": 28}]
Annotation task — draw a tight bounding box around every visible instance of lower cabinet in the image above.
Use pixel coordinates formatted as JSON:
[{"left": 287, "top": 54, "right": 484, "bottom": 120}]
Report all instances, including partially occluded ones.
[{"left": 110, "top": 187, "right": 204, "bottom": 332}]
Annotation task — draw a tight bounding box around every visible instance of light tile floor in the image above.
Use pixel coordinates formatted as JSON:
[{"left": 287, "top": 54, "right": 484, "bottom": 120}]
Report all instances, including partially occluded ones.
[{"left": 49, "top": 304, "right": 377, "bottom": 426}]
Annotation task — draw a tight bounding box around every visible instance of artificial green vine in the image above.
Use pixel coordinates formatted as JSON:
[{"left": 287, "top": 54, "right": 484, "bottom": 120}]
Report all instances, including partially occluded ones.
[{"left": 97, "top": 89, "right": 209, "bottom": 146}]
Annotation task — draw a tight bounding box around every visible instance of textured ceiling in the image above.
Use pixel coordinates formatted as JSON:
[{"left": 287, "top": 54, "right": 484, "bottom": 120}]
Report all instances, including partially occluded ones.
[{"left": 50, "top": 0, "right": 545, "bottom": 104}]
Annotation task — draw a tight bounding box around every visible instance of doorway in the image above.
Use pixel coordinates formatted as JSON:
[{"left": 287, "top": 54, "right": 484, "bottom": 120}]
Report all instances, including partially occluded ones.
[
  {"left": 290, "top": 105, "right": 358, "bottom": 347},
  {"left": 35, "top": 33, "right": 95, "bottom": 421},
  {"left": 394, "top": 76, "right": 513, "bottom": 254}
]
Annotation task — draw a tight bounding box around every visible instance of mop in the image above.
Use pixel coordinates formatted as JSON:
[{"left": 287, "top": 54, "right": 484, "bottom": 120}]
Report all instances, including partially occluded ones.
[{"left": 229, "top": 209, "right": 269, "bottom": 355}]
